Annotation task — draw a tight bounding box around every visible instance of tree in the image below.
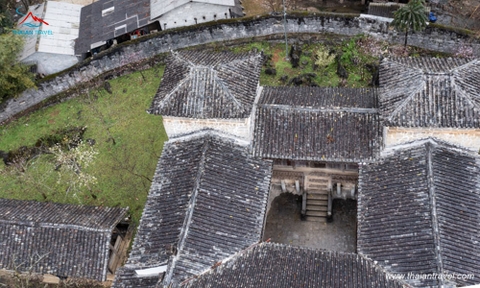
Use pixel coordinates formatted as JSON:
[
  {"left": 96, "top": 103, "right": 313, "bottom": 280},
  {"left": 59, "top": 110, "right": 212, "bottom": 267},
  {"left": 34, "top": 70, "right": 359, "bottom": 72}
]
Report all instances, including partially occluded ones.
[
  {"left": 0, "top": 2, "right": 36, "bottom": 104},
  {"left": 0, "top": 33, "right": 36, "bottom": 104},
  {"left": 49, "top": 141, "right": 98, "bottom": 199},
  {"left": 391, "top": 0, "right": 428, "bottom": 48}
]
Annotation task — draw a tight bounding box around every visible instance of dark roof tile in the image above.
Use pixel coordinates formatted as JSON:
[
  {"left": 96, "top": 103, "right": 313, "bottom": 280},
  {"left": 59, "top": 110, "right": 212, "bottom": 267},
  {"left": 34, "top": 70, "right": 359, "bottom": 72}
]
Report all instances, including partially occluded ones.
[
  {"left": 148, "top": 50, "right": 263, "bottom": 119},
  {"left": 75, "top": 0, "right": 150, "bottom": 55},
  {"left": 0, "top": 199, "right": 127, "bottom": 281},
  {"left": 112, "top": 130, "right": 272, "bottom": 287},
  {"left": 253, "top": 87, "right": 381, "bottom": 162},
  {"left": 181, "top": 243, "right": 407, "bottom": 288},
  {"left": 358, "top": 138, "right": 480, "bottom": 287},
  {"left": 379, "top": 57, "right": 480, "bottom": 128}
]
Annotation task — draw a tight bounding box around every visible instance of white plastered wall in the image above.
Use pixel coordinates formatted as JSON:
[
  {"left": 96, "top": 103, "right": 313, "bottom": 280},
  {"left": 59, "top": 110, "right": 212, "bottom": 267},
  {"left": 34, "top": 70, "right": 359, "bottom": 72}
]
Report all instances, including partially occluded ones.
[
  {"left": 384, "top": 127, "right": 480, "bottom": 152},
  {"left": 163, "top": 116, "right": 250, "bottom": 140}
]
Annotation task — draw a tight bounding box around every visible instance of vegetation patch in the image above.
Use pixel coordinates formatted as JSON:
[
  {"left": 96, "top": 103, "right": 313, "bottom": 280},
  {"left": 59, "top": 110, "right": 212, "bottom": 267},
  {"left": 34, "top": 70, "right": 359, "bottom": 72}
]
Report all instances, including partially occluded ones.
[
  {"left": 230, "top": 36, "right": 381, "bottom": 87},
  {"left": 0, "top": 126, "right": 86, "bottom": 166},
  {"left": 0, "top": 65, "right": 167, "bottom": 224}
]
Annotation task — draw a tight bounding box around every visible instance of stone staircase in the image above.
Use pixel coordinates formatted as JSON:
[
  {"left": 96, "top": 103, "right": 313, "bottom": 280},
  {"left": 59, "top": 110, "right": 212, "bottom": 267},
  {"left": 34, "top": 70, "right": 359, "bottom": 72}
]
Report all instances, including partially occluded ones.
[{"left": 304, "top": 174, "right": 331, "bottom": 222}]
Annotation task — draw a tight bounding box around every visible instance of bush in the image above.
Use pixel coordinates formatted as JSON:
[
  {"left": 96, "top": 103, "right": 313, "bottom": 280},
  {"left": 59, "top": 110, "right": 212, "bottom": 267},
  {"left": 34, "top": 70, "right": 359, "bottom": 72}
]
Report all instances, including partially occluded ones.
[{"left": 314, "top": 45, "right": 336, "bottom": 68}]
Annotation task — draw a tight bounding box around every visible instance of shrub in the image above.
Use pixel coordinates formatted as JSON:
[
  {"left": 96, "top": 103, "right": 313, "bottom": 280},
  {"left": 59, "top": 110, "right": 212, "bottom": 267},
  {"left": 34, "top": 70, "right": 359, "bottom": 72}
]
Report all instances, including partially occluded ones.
[{"left": 314, "top": 45, "right": 335, "bottom": 68}]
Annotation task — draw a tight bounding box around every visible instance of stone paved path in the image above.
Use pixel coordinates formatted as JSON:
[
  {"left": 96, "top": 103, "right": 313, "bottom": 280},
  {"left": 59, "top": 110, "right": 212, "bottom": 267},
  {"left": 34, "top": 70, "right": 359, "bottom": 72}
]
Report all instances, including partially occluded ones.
[{"left": 263, "top": 193, "right": 357, "bottom": 253}]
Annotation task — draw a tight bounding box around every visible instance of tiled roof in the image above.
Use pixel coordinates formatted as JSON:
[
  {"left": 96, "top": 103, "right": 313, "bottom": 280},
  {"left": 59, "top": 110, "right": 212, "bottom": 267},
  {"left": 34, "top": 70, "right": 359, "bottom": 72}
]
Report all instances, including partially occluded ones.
[
  {"left": 379, "top": 57, "right": 480, "bottom": 128},
  {"left": 74, "top": 0, "right": 151, "bottom": 55},
  {"left": 148, "top": 50, "right": 263, "bottom": 119},
  {"left": 0, "top": 199, "right": 127, "bottom": 281},
  {"left": 252, "top": 87, "right": 382, "bottom": 162},
  {"left": 181, "top": 242, "right": 407, "bottom": 288},
  {"left": 112, "top": 130, "right": 272, "bottom": 287},
  {"left": 358, "top": 138, "right": 480, "bottom": 287},
  {"left": 368, "top": 3, "right": 403, "bottom": 18}
]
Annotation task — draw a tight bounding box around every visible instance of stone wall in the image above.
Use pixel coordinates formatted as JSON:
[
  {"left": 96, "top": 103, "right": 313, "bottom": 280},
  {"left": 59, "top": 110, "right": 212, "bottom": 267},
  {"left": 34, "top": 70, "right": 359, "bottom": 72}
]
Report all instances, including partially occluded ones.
[
  {"left": 2, "top": 12, "right": 479, "bottom": 124},
  {"left": 385, "top": 127, "right": 480, "bottom": 152},
  {"left": 162, "top": 116, "right": 251, "bottom": 140}
]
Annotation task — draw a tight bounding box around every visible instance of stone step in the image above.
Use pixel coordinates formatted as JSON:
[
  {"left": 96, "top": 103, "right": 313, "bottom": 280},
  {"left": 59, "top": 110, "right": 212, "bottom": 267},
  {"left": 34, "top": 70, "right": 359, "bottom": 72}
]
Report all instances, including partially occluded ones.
[
  {"left": 308, "top": 184, "right": 329, "bottom": 190},
  {"left": 305, "top": 210, "right": 328, "bottom": 217},
  {"left": 306, "top": 205, "right": 328, "bottom": 211},
  {"left": 307, "top": 177, "right": 330, "bottom": 183},
  {"left": 307, "top": 194, "right": 328, "bottom": 200},
  {"left": 309, "top": 189, "right": 329, "bottom": 193},
  {"left": 306, "top": 199, "right": 328, "bottom": 206},
  {"left": 305, "top": 216, "right": 327, "bottom": 223}
]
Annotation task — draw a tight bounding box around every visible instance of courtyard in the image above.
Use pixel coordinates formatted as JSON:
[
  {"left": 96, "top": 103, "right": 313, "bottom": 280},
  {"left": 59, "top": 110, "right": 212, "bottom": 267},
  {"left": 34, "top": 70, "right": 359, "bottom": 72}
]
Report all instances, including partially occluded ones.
[{"left": 263, "top": 192, "right": 357, "bottom": 253}]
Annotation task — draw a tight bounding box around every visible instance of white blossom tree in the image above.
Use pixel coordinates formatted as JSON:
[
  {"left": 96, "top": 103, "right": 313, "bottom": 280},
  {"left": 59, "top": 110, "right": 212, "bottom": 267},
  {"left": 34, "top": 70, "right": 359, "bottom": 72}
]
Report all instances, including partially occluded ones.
[{"left": 49, "top": 141, "right": 98, "bottom": 200}]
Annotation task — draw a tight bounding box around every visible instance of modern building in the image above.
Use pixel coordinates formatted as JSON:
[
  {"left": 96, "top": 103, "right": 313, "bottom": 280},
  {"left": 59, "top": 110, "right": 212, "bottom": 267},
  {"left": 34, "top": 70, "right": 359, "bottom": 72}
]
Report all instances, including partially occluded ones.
[
  {"left": 74, "top": 0, "right": 243, "bottom": 56},
  {"left": 17, "top": 1, "right": 82, "bottom": 75}
]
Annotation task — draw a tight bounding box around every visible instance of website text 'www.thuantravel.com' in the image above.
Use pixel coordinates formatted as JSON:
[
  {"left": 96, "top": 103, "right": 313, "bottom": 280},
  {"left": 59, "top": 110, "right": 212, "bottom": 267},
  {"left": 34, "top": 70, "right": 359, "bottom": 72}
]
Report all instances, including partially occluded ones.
[{"left": 386, "top": 272, "right": 475, "bottom": 282}]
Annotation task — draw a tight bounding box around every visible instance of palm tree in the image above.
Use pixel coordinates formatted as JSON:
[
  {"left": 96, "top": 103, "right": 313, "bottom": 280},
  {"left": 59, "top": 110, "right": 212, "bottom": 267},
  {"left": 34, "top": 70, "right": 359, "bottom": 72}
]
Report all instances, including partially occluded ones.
[{"left": 392, "top": 0, "right": 428, "bottom": 47}]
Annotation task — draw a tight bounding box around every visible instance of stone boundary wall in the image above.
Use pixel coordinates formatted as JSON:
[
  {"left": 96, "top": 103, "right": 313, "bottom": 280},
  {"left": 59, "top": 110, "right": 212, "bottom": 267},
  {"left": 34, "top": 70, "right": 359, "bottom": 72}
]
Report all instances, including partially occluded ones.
[{"left": 1, "top": 13, "right": 479, "bottom": 124}]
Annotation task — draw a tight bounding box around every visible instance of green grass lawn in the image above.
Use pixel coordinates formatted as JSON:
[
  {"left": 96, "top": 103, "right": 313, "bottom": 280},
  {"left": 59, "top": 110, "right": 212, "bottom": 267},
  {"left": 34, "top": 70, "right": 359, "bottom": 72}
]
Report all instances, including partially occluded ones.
[{"left": 0, "top": 65, "right": 167, "bottom": 224}]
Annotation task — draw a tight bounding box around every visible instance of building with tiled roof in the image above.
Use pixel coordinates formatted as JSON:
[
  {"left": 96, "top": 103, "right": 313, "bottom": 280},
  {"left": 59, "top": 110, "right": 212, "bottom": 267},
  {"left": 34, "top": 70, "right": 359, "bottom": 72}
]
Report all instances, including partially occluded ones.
[
  {"left": 75, "top": 0, "right": 153, "bottom": 56},
  {"left": 181, "top": 242, "right": 406, "bottom": 288},
  {"left": 17, "top": 1, "right": 82, "bottom": 75},
  {"left": 148, "top": 50, "right": 263, "bottom": 139},
  {"left": 380, "top": 57, "right": 480, "bottom": 151},
  {"left": 252, "top": 86, "right": 382, "bottom": 163},
  {"left": 358, "top": 138, "right": 480, "bottom": 287},
  {"left": 113, "top": 55, "right": 480, "bottom": 287},
  {"left": 251, "top": 86, "right": 381, "bottom": 222},
  {"left": 368, "top": 2, "right": 404, "bottom": 18},
  {"left": 151, "top": 0, "right": 243, "bottom": 31},
  {"left": 112, "top": 129, "right": 272, "bottom": 287},
  {"left": 74, "top": 0, "right": 243, "bottom": 56},
  {"left": 0, "top": 199, "right": 128, "bottom": 281}
]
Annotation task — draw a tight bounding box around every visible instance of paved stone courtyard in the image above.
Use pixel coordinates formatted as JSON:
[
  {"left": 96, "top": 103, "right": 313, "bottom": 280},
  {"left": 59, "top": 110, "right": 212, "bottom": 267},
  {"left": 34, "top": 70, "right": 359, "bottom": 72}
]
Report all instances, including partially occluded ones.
[{"left": 263, "top": 193, "right": 357, "bottom": 253}]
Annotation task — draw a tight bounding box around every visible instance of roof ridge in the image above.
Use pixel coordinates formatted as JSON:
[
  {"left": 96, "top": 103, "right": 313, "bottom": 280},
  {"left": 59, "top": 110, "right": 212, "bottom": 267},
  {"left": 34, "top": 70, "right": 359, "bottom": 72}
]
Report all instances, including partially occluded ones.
[
  {"left": 180, "top": 240, "right": 265, "bottom": 286},
  {"left": 356, "top": 253, "right": 410, "bottom": 286},
  {"left": 451, "top": 67, "right": 480, "bottom": 112},
  {"left": 386, "top": 72, "right": 425, "bottom": 123},
  {"left": 450, "top": 58, "right": 478, "bottom": 72},
  {"left": 162, "top": 139, "right": 210, "bottom": 286},
  {"left": 181, "top": 242, "right": 409, "bottom": 287},
  {"left": 260, "top": 104, "right": 379, "bottom": 114},
  {"left": 0, "top": 218, "right": 115, "bottom": 232},
  {"left": 211, "top": 68, "right": 244, "bottom": 111},
  {"left": 163, "top": 51, "right": 249, "bottom": 117},
  {"left": 155, "top": 71, "right": 192, "bottom": 111},
  {"left": 425, "top": 142, "right": 445, "bottom": 286}
]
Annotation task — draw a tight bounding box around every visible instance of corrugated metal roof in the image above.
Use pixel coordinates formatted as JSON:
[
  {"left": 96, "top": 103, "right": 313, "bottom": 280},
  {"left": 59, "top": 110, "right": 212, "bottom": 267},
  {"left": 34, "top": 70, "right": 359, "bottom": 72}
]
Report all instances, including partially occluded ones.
[
  {"left": 16, "top": 3, "right": 45, "bottom": 60},
  {"left": 150, "top": 0, "right": 234, "bottom": 20},
  {"left": 38, "top": 1, "right": 82, "bottom": 56}
]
